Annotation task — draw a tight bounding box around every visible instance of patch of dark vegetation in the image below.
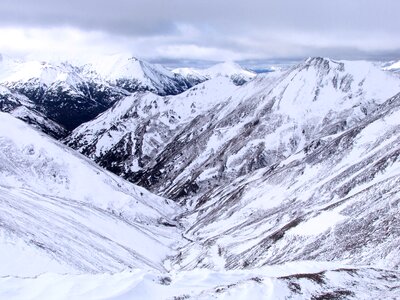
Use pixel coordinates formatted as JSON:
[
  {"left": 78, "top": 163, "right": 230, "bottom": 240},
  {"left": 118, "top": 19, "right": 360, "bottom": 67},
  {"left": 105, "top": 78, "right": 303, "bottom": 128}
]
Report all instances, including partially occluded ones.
[
  {"left": 158, "top": 219, "right": 177, "bottom": 227},
  {"left": 215, "top": 282, "right": 237, "bottom": 294},
  {"left": 251, "top": 277, "right": 263, "bottom": 283},
  {"left": 311, "top": 290, "right": 354, "bottom": 300},
  {"left": 159, "top": 276, "right": 172, "bottom": 285},
  {"left": 173, "top": 295, "right": 190, "bottom": 300},
  {"left": 280, "top": 272, "right": 325, "bottom": 285},
  {"left": 332, "top": 268, "right": 358, "bottom": 275},
  {"left": 269, "top": 217, "right": 303, "bottom": 242},
  {"left": 287, "top": 282, "right": 302, "bottom": 293}
]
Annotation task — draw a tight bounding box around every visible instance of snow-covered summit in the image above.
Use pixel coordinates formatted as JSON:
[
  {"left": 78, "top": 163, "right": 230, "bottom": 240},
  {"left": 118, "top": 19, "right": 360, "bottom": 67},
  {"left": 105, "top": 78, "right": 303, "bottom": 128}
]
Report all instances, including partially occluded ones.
[
  {"left": 86, "top": 54, "right": 169, "bottom": 81},
  {"left": 82, "top": 53, "right": 196, "bottom": 95},
  {"left": 0, "top": 57, "right": 83, "bottom": 87},
  {"left": 204, "top": 61, "right": 256, "bottom": 80},
  {"left": 173, "top": 61, "right": 256, "bottom": 85}
]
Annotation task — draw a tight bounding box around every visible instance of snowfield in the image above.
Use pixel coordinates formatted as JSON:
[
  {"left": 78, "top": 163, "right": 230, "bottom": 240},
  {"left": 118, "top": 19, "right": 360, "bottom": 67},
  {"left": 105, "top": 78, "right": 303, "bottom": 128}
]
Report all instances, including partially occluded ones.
[
  {"left": 1, "top": 263, "right": 400, "bottom": 300},
  {"left": 0, "top": 112, "right": 182, "bottom": 276}
]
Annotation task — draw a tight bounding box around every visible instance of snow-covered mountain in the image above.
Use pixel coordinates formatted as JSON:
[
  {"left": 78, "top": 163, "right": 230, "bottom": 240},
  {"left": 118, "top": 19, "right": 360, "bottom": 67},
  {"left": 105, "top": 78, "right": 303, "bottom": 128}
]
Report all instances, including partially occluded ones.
[
  {"left": 174, "top": 91, "right": 400, "bottom": 271},
  {"left": 173, "top": 61, "right": 256, "bottom": 85},
  {"left": 143, "top": 58, "right": 399, "bottom": 200},
  {"left": 65, "top": 77, "right": 239, "bottom": 177},
  {"left": 0, "top": 57, "right": 129, "bottom": 130},
  {"left": 0, "top": 112, "right": 182, "bottom": 276},
  {"left": 0, "top": 54, "right": 200, "bottom": 132},
  {"left": 70, "top": 58, "right": 400, "bottom": 202},
  {"left": 84, "top": 54, "right": 199, "bottom": 95}
]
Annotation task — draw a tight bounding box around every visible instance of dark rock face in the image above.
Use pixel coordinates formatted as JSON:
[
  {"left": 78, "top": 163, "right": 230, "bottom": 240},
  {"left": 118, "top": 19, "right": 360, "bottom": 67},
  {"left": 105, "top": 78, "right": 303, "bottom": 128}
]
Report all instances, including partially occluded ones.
[
  {"left": 11, "top": 108, "right": 69, "bottom": 139},
  {"left": 6, "top": 80, "right": 128, "bottom": 130},
  {"left": 0, "top": 86, "right": 68, "bottom": 139},
  {"left": 0, "top": 92, "right": 21, "bottom": 112}
]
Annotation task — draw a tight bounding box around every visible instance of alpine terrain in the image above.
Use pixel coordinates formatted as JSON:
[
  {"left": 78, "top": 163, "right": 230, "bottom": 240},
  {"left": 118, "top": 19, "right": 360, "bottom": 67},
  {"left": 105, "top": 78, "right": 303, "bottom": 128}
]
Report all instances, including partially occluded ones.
[
  {"left": 1, "top": 56, "right": 400, "bottom": 299},
  {"left": 0, "top": 53, "right": 199, "bottom": 133}
]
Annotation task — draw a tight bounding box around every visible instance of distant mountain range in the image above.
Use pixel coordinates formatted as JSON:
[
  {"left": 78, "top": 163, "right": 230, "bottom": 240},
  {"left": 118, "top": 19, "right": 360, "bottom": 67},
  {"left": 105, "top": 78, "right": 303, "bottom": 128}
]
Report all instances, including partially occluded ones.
[
  {"left": 173, "top": 61, "right": 256, "bottom": 85},
  {"left": 0, "top": 54, "right": 256, "bottom": 135}
]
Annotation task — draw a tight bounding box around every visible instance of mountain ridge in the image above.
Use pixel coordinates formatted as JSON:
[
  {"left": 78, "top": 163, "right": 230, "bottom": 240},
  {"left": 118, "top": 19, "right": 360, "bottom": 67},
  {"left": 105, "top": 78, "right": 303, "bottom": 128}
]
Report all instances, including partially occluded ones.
[{"left": 67, "top": 57, "right": 400, "bottom": 204}]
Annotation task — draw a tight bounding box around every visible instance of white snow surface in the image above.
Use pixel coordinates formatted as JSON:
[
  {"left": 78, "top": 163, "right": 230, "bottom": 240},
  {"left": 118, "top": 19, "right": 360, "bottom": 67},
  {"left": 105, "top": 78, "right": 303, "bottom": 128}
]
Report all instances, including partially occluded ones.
[
  {"left": 85, "top": 54, "right": 173, "bottom": 83},
  {"left": 383, "top": 60, "right": 400, "bottom": 72},
  {"left": 1, "top": 262, "right": 399, "bottom": 300},
  {"left": 173, "top": 61, "right": 256, "bottom": 83},
  {"left": 0, "top": 57, "right": 84, "bottom": 88},
  {"left": 0, "top": 112, "right": 182, "bottom": 275}
]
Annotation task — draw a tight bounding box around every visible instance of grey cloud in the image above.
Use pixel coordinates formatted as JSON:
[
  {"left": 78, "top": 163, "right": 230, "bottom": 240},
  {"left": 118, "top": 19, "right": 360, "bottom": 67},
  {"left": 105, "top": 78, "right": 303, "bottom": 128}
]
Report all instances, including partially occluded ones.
[
  {"left": 0, "top": 0, "right": 399, "bottom": 62},
  {"left": 1, "top": 0, "right": 399, "bottom": 35}
]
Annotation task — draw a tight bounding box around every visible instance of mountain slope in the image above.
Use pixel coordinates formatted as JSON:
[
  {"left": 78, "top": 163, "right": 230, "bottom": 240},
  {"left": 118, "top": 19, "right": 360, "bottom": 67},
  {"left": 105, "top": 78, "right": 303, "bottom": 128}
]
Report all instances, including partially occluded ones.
[
  {"left": 0, "top": 112, "right": 182, "bottom": 276},
  {"left": 173, "top": 91, "right": 400, "bottom": 271},
  {"left": 9, "top": 106, "right": 68, "bottom": 139},
  {"left": 383, "top": 60, "right": 400, "bottom": 73},
  {"left": 0, "top": 85, "right": 68, "bottom": 138},
  {"left": 65, "top": 77, "right": 238, "bottom": 178},
  {"left": 124, "top": 58, "right": 400, "bottom": 201}
]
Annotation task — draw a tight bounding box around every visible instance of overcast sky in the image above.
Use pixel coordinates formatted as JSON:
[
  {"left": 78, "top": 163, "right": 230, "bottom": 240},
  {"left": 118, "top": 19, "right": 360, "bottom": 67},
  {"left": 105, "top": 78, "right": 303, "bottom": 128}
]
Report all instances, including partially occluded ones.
[{"left": 0, "top": 0, "right": 399, "bottom": 67}]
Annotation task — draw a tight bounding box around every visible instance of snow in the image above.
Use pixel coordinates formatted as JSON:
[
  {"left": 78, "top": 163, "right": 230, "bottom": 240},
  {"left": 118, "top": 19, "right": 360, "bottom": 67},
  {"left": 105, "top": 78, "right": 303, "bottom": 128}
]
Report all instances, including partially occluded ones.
[
  {"left": 204, "top": 61, "right": 256, "bottom": 79},
  {"left": 289, "top": 209, "right": 347, "bottom": 236},
  {"left": 67, "top": 76, "right": 238, "bottom": 164},
  {"left": 0, "top": 232, "right": 75, "bottom": 277},
  {"left": 10, "top": 106, "right": 66, "bottom": 134},
  {"left": 86, "top": 54, "right": 150, "bottom": 83},
  {"left": 383, "top": 60, "right": 400, "bottom": 71},
  {"left": 1, "top": 262, "right": 399, "bottom": 300},
  {"left": 271, "top": 59, "right": 400, "bottom": 121},
  {"left": 172, "top": 67, "right": 204, "bottom": 78},
  {"left": 173, "top": 61, "right": 256, "bottom": 83},
  {"left": 0, "top": 112, "right": 182, "bottom": 274},
  {"left": 0, "top": 59, "right": 84, "bottom": 87},
  {"left": 82, "top": 53, "right": 190, "bottom": 95}
]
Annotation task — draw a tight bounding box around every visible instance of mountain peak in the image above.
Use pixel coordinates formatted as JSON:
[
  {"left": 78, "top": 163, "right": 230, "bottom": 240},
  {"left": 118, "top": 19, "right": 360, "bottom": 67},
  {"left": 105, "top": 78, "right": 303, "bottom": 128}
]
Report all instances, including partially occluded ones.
[
  {"left": 207, "top": 60, "right": 253, "bottom": 74},
  {"left": 303, "top": 57, "right": 343, "bottom": 70}
]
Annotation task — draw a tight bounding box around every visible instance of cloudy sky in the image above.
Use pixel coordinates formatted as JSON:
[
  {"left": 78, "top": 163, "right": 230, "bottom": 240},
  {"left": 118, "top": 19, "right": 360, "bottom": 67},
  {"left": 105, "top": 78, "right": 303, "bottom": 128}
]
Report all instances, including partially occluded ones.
[{"left": 0, "top": 0, "right": 399, "bottom": 67}]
